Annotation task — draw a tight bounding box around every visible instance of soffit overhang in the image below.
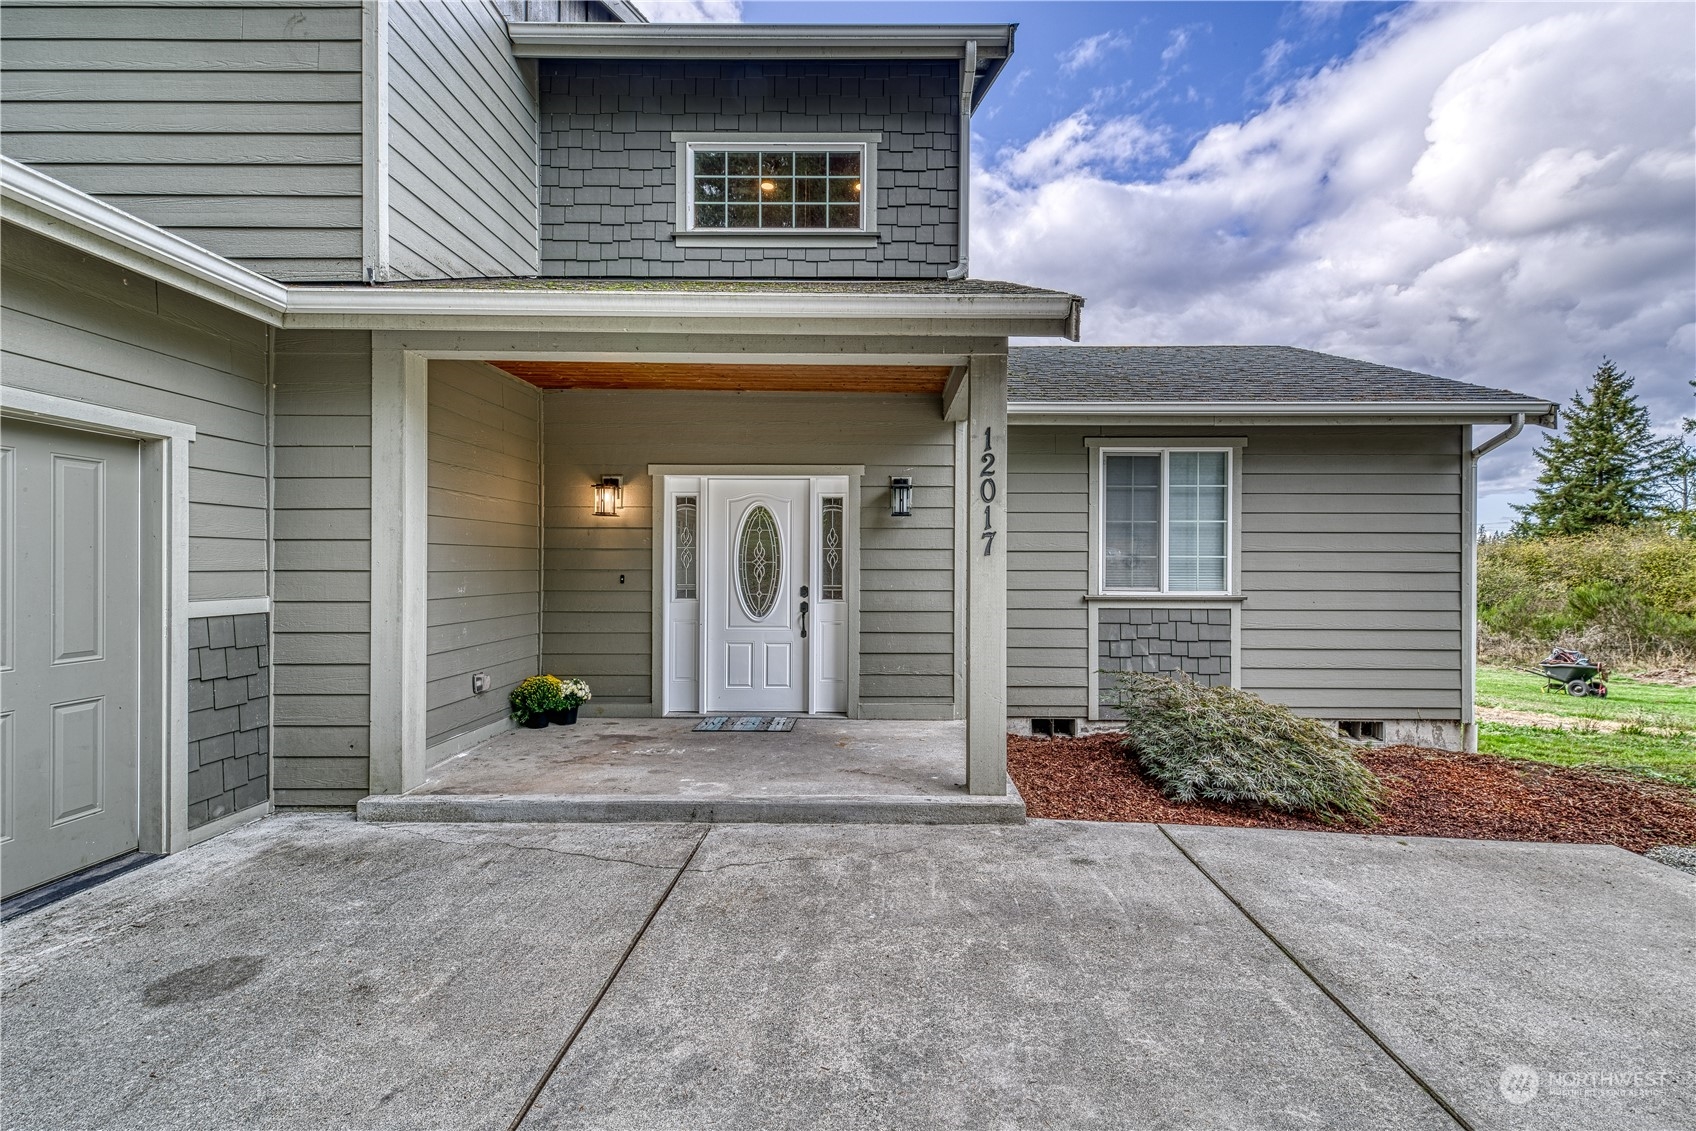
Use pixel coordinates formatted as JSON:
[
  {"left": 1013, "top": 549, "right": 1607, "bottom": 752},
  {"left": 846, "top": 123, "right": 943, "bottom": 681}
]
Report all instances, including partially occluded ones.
[{"left": 507, "top": 23, "right": 1015, "bottom": 107}]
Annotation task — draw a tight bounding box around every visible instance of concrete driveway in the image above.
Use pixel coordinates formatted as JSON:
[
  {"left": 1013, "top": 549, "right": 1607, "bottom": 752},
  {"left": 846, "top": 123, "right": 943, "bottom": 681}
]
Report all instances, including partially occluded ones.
[{"left": 2, "top": 816, "right": 1690, "bottom": 1131}]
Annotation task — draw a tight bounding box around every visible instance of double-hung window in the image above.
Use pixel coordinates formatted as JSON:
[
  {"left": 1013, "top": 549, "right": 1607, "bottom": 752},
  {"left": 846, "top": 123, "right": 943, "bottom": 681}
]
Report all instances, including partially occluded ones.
[
  {"left": 675, "top": 135, "right": 878, "bottom": 239},
  {"left": 1096, "top": 446, "right": 1235, "bottom": 594}
]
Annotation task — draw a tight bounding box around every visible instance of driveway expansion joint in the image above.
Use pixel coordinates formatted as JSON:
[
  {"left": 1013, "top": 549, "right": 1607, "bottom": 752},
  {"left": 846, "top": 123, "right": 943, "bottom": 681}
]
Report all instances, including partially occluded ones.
[
  {"left": 1155, "top": 824, "right": 1476, "bottom": 1131},
  {"left": 506, "top": 823, "right": 713, "bottom": 1131}
]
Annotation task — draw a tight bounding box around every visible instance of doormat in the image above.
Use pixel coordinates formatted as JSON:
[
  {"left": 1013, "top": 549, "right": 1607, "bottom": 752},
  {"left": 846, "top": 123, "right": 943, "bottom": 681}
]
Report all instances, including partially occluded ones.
[{"left": 694, "top": 716, "right": 797, "bottom": 733}]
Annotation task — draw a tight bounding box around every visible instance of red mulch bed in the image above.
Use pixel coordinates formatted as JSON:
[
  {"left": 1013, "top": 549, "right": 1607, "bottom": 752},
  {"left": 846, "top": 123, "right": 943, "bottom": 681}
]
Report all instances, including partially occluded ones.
[{"left": 1007, "top": 734, "right": 1696, "bottom": 854}]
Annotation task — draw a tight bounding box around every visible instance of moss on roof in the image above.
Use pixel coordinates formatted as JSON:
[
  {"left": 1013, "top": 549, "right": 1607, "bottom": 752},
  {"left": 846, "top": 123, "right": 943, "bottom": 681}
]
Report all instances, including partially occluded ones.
[{"left": 334, "top": 276, "right": 1075, "bottom": 298}]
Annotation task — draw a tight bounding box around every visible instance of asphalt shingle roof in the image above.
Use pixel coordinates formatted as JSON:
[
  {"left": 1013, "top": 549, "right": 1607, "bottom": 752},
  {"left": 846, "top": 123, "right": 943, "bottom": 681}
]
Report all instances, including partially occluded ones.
[{"left": 1009, "top": 345, "right": 1551, "bottom": 406}]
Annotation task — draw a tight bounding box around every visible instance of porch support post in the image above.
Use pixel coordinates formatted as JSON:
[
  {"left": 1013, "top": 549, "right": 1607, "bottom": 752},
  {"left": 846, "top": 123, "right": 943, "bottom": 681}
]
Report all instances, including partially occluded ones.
[
  {"left": 965, "top": 352, "right": 1008, "bottom": 794},
  {"left": 369, "top": 337, "right": 429, "bottom": 794}
]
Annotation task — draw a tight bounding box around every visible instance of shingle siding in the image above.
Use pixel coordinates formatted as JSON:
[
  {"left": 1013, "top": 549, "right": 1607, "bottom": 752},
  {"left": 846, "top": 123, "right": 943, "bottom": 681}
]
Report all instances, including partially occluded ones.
[
  {"left": 537, "top": 60, "right": 961, "bottom": 277},
  {"left": 1097, "top": 608, "right": 1234, "bottom": 710},
  {"left": 187, "top": 614, "right": 271, "bottom": 826}
]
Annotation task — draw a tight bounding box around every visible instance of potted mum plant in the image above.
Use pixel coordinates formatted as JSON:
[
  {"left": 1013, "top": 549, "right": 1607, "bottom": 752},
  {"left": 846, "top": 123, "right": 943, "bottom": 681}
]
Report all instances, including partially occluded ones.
[
  {"left": 548, "top": 677, "right": 592, "bottom": 725},
  {"left": 511, "top": 675, "right": 564, "bottom": 729}
]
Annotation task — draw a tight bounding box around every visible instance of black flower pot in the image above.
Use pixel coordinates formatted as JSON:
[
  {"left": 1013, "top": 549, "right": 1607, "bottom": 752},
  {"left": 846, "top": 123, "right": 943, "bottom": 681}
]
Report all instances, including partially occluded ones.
[
  {"left": 547, "top": 705, "right": 580, "bottom": 726},
  {"left": 521, "top": 715, "right": 550, "bottom": 729}
]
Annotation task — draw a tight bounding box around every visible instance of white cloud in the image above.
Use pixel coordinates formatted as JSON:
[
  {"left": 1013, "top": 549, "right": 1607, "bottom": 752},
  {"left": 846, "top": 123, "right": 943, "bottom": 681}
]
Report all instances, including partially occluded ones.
[
  {"left": 631, "top": 0, "right": 741, "bottom": 20},
  {"left": 1059, "top": 30, "right": 1133, "bottom": 74},
  {"left": 994, "top": 112, "right": 1168, "bottom": 185},
  {"left": 976, "top": 2, "right": 1696, "bottom": 503},
  {"left": 1161, "top": 27, "right": 1192, "bottom": 66}
]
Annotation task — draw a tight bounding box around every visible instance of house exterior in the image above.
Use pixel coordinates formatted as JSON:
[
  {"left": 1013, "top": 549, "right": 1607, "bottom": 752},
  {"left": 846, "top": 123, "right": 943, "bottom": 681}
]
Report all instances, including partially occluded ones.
[{"left": 0, "top": 1, "right": 1554, "bottom": 899}]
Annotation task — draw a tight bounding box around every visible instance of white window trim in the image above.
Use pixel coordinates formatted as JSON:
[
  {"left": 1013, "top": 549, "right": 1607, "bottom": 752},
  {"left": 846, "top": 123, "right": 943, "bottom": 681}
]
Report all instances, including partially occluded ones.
[
  {"left": 1086, "top": 437, "right": 1246, "bottom": 599},
  {"left": 670, "top": 131, "right": 881, "bottom": 247}
]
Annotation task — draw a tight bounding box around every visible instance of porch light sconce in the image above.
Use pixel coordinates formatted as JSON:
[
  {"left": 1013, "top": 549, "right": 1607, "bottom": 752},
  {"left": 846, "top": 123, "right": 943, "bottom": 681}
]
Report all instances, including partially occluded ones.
[
  {"left": 889, "top": 476, "right": 913, "bottom": 518},
  {"left": 592, "top": 476, "right": 624, "bottom": 517}
]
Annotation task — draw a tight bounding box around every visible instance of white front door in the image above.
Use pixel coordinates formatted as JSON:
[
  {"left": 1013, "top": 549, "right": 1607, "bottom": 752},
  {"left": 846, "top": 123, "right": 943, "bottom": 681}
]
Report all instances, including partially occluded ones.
[{"left": 703, "top": 479, "right": 808, "bottom": 714}]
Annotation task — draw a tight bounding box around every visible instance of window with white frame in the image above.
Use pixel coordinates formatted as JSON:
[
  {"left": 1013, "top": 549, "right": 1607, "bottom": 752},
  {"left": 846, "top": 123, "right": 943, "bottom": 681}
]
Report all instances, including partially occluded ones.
[
  {"left": 683, "top": 141, "right": 871, "bottom": 233},
  {"left": 1098, "top": 448, "right": 1233, "bottom": 593}
]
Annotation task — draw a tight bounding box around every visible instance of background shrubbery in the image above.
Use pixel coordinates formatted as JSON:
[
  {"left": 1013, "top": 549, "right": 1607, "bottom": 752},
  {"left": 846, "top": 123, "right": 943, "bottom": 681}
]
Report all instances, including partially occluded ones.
[{"left": 1478, "top": 525, "right": 1696, "bottom": 667}]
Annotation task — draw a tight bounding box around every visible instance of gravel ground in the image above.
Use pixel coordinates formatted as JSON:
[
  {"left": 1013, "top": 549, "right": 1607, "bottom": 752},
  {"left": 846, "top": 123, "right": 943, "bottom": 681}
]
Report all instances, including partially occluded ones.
[
  {"left": 1646, "top": 844, "right": 1696, "bottom": 874},
  {"left": 1007, "top": 734, "right": 1696, "bottom": 855}
]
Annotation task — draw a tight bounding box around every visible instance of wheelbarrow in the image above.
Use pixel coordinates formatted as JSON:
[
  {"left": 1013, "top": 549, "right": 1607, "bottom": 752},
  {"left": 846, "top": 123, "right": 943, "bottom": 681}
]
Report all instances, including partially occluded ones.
[{"left": 1522, "top": 658, "right": 1608, "bottom": 697}]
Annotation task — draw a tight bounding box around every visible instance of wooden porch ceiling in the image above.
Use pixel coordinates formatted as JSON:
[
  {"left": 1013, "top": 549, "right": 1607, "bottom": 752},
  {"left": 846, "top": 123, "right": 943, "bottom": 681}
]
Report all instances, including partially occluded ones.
[{"left": 487, "top": 360, "right": 952, "bottom": 394}]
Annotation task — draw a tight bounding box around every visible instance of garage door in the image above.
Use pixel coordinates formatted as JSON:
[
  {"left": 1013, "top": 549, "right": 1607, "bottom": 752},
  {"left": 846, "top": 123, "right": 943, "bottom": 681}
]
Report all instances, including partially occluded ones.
[{"left": 1, "top": 419, "right": 142, "bottom": 900}]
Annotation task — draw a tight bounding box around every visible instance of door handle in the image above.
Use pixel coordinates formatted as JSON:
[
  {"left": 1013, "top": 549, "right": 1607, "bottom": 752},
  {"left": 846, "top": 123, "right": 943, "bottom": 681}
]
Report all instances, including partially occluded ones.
[{"left": 799, "top": 599, "right": 809, "bottom": 638}]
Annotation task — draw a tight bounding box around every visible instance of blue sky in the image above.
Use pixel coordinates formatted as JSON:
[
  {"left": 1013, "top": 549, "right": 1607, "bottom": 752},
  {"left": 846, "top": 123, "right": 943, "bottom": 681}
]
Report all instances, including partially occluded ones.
[
  {"left": 649, "top": 2, "right": 1696, "bottom": 530},
  {"left": 744, "top": 1, "right": 1404, "bottom": 176}
]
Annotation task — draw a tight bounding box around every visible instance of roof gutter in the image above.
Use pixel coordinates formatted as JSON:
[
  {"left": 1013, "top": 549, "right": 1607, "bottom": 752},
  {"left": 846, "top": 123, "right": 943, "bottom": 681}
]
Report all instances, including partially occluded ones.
[
  {"left": 507, "top": 23, "right": 1013, "bottom": 70},
  {"left": 1470, "top": 412, "right": 1528, "bottom": 459},
  {"left": 946, "top": 39, "right": 977, "bottom": 282},
  {"left": 0, "top": 155, "right": 288, "bottom": 325},
  {"left": 1010, "top": 399, "right": 1559, "bottom": 424}
]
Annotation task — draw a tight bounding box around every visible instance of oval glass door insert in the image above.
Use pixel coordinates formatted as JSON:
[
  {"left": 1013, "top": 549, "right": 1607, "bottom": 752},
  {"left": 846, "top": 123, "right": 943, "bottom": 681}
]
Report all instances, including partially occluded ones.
[{"left": 736, "top": 504, "right": 782, "bottom": 619}]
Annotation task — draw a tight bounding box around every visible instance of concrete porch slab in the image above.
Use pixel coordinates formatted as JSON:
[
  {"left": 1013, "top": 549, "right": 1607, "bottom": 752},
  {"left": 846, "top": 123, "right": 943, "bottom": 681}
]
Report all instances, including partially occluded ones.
[{"left": 358, "top": 718, "right": 1025, "bottom": 825}]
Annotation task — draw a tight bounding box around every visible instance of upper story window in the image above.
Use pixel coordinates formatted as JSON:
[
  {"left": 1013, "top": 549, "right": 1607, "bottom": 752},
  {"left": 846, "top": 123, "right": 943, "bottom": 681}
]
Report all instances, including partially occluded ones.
[
  {"left": 673, "top": 134, "right": 880, "bottom": 242},
  {"left": 1093, "top": 444, "right": 1240, "bottom": 595},
  {"left": 690, "top": 146, "right": 865, "bottom": 231}
]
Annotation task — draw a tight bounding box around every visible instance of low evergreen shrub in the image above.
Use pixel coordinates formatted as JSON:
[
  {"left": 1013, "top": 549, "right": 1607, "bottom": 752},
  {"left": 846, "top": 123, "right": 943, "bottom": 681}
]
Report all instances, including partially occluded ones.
[{"left": 1107, "top": 672, "right": 1383, "bottom": 824}]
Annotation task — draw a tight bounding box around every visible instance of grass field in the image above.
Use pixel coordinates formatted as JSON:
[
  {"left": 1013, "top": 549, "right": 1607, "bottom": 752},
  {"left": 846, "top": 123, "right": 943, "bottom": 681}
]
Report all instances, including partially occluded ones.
[{"left": 1475, "top": 665, "right": 1696, "bottom": 788}]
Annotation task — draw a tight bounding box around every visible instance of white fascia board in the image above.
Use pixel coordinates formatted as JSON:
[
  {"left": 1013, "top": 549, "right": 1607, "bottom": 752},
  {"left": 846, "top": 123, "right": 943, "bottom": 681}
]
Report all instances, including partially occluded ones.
[
  {"left": 0, "top": 156, "right": 288, "bottom": 325},
  {"left": 1009, "top": 399, "right": 1560, "bottom": 425},
  {"left": 507, "top": 22, "right": 1013, "bottom": 61},
  {"left": 283, "top": 286, "right": 1080, "bottom": 335}
]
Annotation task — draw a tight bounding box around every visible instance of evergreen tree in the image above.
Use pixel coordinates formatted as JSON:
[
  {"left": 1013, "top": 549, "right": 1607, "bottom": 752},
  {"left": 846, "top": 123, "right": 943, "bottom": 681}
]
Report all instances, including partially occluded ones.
[
  {"left": 1513, "top": 359, "right": 1679, "bottom": 535},
  {"left": 1666, "top": 378, "right": 1696, "bottom": 533}
]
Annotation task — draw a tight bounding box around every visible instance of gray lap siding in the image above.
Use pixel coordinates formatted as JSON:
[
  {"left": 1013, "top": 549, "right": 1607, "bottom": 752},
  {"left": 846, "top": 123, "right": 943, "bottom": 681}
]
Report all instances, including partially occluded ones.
[
  {"left": 541, "top": 390, "right": 958, "bottom": 717},
  {"left": 0, "top": 2, "right": 366, "bottom": 281},
  {"left": 386, "top": 0, "right": 542, "bottom": 280},
  {"left": 270, "top": 329, "right": 374, "bottom": 807},
  {"left": 537, "top": 60, "right": 961, "bottom": 278},
  {"left": 1, "top": 225, "right": 272, "bottom": 600},
  {"left": 1007, "top": 425, "right": 1465, "bottom": 721},
  {"left": 426, "top": 361, "right": 543, "bottom": 751}
]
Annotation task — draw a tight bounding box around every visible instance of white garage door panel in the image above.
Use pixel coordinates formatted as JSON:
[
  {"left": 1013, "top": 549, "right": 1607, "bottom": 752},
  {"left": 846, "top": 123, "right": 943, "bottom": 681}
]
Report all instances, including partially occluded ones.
[
  {"left": 53, "top": 455, "right": 106, "bottom": 664},
  {"left": 51, "top": 698, "right": 105, "bottom": 825},
  {"left": 1, "top": 421, "right": 142, "bottom": 899}
]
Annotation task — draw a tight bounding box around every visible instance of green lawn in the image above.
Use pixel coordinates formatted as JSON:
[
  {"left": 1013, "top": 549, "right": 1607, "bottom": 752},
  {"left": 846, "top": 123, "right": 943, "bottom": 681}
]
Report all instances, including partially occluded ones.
[
  {"left": 1475, "top": 665, "right": 1696, "bottom": 788},
  {"left": 1475, "top": 665, "right": 1696, "bottom": 730}
]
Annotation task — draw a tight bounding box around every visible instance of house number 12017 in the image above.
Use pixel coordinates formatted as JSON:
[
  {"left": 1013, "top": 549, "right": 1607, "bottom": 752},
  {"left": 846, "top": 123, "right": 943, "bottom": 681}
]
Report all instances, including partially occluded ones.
[{"left": 980, "top": 426, "right": 998, "bottom": 556}]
